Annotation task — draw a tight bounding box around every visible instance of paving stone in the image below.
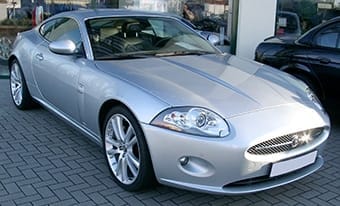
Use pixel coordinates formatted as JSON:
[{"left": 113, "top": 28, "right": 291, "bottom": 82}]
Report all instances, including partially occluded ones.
[
  {"left": 124, "top": 196, "right": 145, "bottom": 206},
  {"left": 101, "top": 192, "right": 126, "bottom": 205},
  {"left": 4, "top": 183, "right": 21, "bottom": 194},
  {"left": 329, "top": 199, "right": 340, "bottom": 206},
  {"left": 153, "top": 192, "right": 179, "bottom": 202},
  {"left": 65, "top": 183, "right": 90, "bottom": 192},
  {"left": 36, "top": 187, "right": 54, "bottom": 198},
  {"left": 252, "top": 201, "right": 272, "bottom": 206},
  {"left": 0, "top": 201, "right": 17, "bottom": 206},
  {"left": 311, "top": 197, "right": 333, "bottom": 206},
  {"left": 53, "top": 188, "right": 72, "bottom": 200},
  {"left": 142, "top": 199, "right": 161, "bottom": 206},
  {"left": 14, "top": 194, "right": 42, "bottom": 205},
  {"left": 88, "top": 193, "right": 108, "bottom": 204},
  {"left": 22, "top": 169, "right": 38, "bottom": 179},
  {"left": 32, "top": 196, "right": 59, "bottom": 206},
  {"left": 20, "top": 185, "right": 37, "bottom": 196},
  {"left": 319, "top": 191, "right": 338, "bottom": 201},
  {"left": 0, "top": 192, "right": 26, "bottom": 202},
  {"left": 49, "top": 198, "right": 78, "bottom": 206},
  {"left": 70, "top": 190, "right": 90, "bottom": 203}
]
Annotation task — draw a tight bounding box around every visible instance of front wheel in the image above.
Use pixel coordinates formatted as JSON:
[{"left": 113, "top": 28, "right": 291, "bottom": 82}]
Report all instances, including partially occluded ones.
[
  {"left": 9, "top": 60, "right": 35, "bottom": 110},
  {"left": 103, "top": 106, "right": 155, "bottom": 191}
]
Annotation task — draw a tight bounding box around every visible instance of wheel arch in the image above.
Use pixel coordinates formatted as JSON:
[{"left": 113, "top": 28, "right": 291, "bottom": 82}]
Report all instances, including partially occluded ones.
[
  {"left": 98, "top": 99, "right": 128, "bottom": 137},
  {"left": 280, "top": 64, "right": 325, "bottom": 99},
  {"left": 98, "top": 99, "right": 153, "bottom": 144},
  {"left": 8, "top": 55, "right": 17, "bottom": 66}
]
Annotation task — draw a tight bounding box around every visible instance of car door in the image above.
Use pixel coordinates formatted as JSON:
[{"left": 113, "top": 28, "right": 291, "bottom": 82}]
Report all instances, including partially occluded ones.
[
  {"left": 32, "top": 17, "right": 83, "bottom": 122},
  {"left": 307, "top": 22, "right": 340, "bottom": 99}
]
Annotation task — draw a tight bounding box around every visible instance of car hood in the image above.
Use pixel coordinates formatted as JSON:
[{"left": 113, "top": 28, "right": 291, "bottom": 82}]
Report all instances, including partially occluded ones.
[{"left": 95, "top": 54, "right": 308, "bottom": 118}]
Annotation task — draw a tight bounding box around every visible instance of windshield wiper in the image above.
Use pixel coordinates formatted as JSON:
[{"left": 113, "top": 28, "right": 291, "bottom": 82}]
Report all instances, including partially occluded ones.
[
  {"left": 96, "top": 52, "right": 156, "bottom": 60},
  {"left": 155, "top": 50, "right": 215, "bottom": 57}
]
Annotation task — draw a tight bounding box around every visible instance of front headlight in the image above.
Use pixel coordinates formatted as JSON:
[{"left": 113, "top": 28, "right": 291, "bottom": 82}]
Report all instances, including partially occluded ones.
[
  {"left": 305, "top": 87, "right": 323, "bottom": 111},
  {"left": 151, "top": 107, "right": 230, "bottom": 137}
]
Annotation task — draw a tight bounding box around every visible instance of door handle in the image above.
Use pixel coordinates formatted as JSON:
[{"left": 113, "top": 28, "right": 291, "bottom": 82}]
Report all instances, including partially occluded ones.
[
  {"left": 35, "top": 53, "right": 44, "bottom": 61},
  {"left": 318, "top": 57, "right": 330, "bottom": 64}
]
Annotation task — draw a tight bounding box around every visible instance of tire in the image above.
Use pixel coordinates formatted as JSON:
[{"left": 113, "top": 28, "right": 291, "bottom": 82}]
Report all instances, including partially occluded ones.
[
  {"left": 9, "top": 60, "right": 35, "bottom": 110},
  {"left": 103, "top": 106, "right": 155, "bottom": 191}
]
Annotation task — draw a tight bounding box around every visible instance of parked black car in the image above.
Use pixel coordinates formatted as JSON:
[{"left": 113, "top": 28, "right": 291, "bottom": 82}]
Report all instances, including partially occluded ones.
[{"left": 255, "top": 17, "right": 340, "bottom": 102}]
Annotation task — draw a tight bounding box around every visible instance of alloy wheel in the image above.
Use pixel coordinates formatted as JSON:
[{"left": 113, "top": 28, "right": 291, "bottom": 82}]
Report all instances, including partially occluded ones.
[
  {"left": 10, "top": 62, "right": 23, "bottom": 106},
  {"left": 104, "top": 114, "right": 140, "bottom": 185}
]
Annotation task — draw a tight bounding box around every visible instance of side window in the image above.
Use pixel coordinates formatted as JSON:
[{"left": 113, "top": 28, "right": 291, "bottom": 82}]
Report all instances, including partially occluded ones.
[
  {"left": 40, "top": 20, "right": 57, "bottom": 40},
  {"left": 315, "top": 23, "right": 340, "bottom": 49},
  {"left": 39, "top": 18, "right": 82, "bottom": 46}
]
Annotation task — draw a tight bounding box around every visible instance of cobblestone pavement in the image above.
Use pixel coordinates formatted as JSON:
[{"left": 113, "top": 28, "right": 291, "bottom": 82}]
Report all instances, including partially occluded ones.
[{"left": 0, "top": 79, "right": 339, "bottom": 206}]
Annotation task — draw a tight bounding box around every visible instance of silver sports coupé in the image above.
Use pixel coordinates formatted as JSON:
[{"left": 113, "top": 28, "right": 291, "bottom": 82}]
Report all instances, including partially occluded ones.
[{"left": 9, "top": 9, "right": 330, "bottom": 194}]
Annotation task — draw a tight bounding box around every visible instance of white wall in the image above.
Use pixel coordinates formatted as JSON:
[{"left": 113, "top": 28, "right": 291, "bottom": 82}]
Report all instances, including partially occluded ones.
[
  {"left": 236, "top": 0, "right": 277, "bottom": 59},
  {"left": 0, "top": 4, "right": 7, "bottom": 21}
]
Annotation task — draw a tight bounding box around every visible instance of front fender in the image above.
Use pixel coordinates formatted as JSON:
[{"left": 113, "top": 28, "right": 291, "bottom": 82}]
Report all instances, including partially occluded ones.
[{"left": 280, "top": 63, "right": 324, "bottom": 99}]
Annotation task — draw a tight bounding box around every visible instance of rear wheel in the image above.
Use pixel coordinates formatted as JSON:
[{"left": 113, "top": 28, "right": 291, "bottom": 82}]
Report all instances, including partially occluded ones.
[
  {"left": 103, "top": 106, "right": 155, "bottom": 191},
  {"left": 9, "top": 60, "right": 35, "bottom": 110}
]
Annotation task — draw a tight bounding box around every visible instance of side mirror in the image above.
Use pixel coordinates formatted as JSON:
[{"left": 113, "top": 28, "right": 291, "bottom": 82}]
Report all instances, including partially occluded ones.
[
  {"left": 49, "top": 39, "right": 77, "bottom": 55},
  {"left": 207, "top": 34, "right": 220, "bottom": 45}
]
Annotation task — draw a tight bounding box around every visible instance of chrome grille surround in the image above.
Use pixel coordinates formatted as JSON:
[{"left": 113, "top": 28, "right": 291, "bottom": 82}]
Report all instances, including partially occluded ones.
[{"left": 247, "top": 127, "right": 324, "bottom": 155}]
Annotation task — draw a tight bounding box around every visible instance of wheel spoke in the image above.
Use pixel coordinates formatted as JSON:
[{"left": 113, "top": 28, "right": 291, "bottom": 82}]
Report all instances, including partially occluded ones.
[
  {"left": 121, "top": 156, "right": 128, "bottom": 182},
  {"left": 126, "top": 135, "right": 137, "bottom": 148},
  {"left": 127, "top": 151, "right": 140, "bottom": 169},
  {"left": 13, "top": 65, "right": 21, "bottom": 82},
  {"left": 127, "top": 153, "right": 139, "bottom": 177},
  {"left": 13, "top": 88, "right": 19, "bottom": 100},
  {"left": 105, "top": 137, "right": 120, "bottom": 148},
  {"left": 110, "top": 118, "right": 120, "bottom": 141},
  {"left": 14, "top": 88, "right": 22, "bottom": 104},
  {"left": 124, "top": 125, "right": 134, "bottom": 143},
  {"left": 106, "top": 148, "right": 120, "bottom": 157},
  {"left": 114, "top": 153, "right": 124, "bottom": 176},
  {"left": 111, "top": 116, "right": 125, "bottom": 142},
  {"left": 11, "top": 76, "right": 19, "bottom": 85}
]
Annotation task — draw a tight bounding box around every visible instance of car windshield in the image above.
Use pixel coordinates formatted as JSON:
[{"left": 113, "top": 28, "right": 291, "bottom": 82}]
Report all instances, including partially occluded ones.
[{"left": 85, "top": 16, "right": 218, "bottom": 60}]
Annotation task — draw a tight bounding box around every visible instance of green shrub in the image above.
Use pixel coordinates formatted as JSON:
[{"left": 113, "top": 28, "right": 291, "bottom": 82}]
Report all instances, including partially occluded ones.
[{"left": 0, "top": 18, "right": 32, "bottom": 27}]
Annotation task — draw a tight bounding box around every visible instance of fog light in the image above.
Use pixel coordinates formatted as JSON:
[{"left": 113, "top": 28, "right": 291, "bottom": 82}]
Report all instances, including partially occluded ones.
[{"left": 179, "top": 156, "right": 189, "bottom": 166}]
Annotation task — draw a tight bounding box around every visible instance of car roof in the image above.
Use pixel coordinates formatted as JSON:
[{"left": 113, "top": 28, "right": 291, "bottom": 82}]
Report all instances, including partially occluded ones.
[
  {"left": 296, "top": 15, "right": 340, "bottom": 44},
  {"left": 51, "top": 9, "right": 173, "bottom": 21}
]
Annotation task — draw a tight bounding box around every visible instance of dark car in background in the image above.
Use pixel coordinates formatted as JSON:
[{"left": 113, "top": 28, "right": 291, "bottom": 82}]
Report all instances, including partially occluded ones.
[{"left": 255, "top": 17, "right": 340, "bottom": 103}]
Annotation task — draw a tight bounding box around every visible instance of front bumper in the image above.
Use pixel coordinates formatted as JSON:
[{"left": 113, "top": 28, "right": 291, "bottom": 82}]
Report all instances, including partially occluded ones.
[{"left": 142, "top": 103, "right": 330, "bottom": 194}]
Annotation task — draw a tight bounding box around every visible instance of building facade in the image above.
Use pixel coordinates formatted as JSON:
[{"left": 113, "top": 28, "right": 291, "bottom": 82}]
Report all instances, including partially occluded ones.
[{"left": 1, "top": 0, "right": 340, "bottom": 58}]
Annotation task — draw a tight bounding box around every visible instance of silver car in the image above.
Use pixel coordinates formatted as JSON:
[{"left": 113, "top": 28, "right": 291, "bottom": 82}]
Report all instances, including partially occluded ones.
[{"left": 9, "top": 9, "right": 330, "bottom": 194}]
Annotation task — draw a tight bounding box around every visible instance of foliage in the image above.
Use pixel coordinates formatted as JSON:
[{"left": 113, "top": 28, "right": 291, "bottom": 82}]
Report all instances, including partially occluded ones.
[{"left": 0, "top": 18, "right": 32, "bottom": 27}]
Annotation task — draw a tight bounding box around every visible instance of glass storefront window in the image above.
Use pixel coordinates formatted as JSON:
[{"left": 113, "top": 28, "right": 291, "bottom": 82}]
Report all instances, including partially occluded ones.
[
  {"left": 0, "top": 0, "right": 231, "bottom": 63},
  {"left": 118, "top": 0, "right": 230, "bottom": 51},
  {"left": 276, "top": 0, "right": 340, "bottom": 38}
]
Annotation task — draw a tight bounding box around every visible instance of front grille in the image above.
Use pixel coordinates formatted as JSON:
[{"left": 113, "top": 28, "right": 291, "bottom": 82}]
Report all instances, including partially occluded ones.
[{"left": 247, "top": 127, "right": 324, "bottom": 155}]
